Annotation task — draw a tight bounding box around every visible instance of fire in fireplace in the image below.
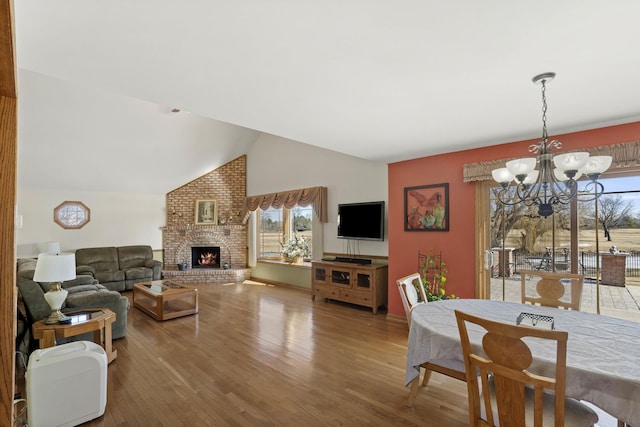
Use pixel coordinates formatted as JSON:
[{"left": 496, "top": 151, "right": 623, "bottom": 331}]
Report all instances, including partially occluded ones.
[{"left": 191, "top": 246, "right": 221, "bottom": 268}]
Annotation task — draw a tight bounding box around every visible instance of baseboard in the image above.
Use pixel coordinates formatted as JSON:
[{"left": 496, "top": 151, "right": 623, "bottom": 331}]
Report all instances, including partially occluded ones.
[
  {"left": 385, "top": 312, "right": 408, "bottom": 325},
  {"left": 249, "top": 276, "right": 311, "bottom": 292}
]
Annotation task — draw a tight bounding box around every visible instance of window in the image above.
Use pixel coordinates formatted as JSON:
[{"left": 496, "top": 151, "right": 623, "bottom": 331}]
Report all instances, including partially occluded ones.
[
  {"left": 484, "top": 172, "right": 640, "bottom": 306},
  {"left": 258, "top": 205, "right": 313, "bottom": 259},
  {"left": 259, "top": 207, "right": 284, "bottom": 259},
  {"left": 54, "top": 201, "right": 90, "bottom": 229}
]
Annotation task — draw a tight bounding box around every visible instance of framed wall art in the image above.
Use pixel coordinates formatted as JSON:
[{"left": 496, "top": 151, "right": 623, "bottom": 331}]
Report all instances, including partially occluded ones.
[
  {"left": 194, "top": 199, "right": 218, "bottom": 225},
  {"left": 404, "top": 183, "right": 449, "bottom": 231}
]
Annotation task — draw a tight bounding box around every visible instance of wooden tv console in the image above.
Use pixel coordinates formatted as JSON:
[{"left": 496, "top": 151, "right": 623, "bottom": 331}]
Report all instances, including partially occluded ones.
[{"left": 311, "top": 261, "right": 388, "bottom": 314}]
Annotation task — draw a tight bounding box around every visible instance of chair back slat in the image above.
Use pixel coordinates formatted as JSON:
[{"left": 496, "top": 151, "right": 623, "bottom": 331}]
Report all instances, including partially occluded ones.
[
  {"left": 395, "top": 273, "right": 427, "bottom": 326},
  {"left": 455, "top": 309, "right": 569, "bottom": 427},
  {"left": 520, "top": 270, "right": 585, "bottom": 311}
]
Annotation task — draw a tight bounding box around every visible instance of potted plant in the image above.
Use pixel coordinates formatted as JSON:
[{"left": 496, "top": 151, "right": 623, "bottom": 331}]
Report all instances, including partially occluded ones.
[
  {"left": 419, "top": 250, "right": 456, "bottom": 301},
  {"left": 280, "top": 234, "right": 311, "bottom": 263}
]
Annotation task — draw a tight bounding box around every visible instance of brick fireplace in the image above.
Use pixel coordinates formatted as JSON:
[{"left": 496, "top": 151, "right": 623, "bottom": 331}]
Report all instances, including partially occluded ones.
[{"left": 161, "top": 156, "right": 251, "bottom": 284}]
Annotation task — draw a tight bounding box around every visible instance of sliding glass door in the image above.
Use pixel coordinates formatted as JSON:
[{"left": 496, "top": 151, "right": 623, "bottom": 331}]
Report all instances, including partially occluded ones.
[{"left": 479, "top": 172, "right": 640, "bottom": 318}]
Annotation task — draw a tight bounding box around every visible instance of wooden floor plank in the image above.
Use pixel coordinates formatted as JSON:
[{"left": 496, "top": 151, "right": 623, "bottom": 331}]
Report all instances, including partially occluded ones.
[{"left": 18, "top": 281, "right": 469, "bottom": 426}]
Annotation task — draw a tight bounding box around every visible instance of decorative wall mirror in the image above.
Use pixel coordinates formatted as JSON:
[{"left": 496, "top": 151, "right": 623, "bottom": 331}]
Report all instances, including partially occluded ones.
[{"left": 54, "top": 201, "right": 90, "bottom": 229}]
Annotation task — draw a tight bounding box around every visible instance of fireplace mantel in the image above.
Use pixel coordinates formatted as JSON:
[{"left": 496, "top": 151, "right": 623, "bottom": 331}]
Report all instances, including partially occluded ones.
[{"left": 161, "top": 224, "right": 245, "bottom": 232}]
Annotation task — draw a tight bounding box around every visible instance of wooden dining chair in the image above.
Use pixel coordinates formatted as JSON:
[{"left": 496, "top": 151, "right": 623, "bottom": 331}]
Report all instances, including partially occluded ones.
[
  {"left": 396, "top": 273, "right": 428, "bottom": 326},
  {"left": 396, "top": 273, "right": 466, "bottom": 407},
  {"left": 520, "top": 270, "right": 585, "bottom": 311},
  {"left": 454, "top": 309, "right": 599, "bottom": 426}
]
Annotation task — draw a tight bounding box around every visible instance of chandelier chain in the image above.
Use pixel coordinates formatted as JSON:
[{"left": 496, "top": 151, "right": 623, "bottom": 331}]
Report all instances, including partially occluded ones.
[{"left": 541, "top": 79, "right": 548, "bottom": 142}]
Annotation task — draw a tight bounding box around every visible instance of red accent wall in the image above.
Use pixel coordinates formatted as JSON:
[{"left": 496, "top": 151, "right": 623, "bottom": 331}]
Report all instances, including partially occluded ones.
[{"left": 387, "top": 122, "right": 640, "bottom": 317}]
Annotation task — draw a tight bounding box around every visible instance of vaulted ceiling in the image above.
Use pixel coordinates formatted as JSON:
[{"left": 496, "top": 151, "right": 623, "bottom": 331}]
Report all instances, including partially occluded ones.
[{"left": 14, "top": 1, "right": 640, "bottom": 193}]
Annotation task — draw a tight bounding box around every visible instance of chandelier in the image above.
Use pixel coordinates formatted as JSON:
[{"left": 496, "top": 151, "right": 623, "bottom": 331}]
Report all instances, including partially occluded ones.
[{"left": 491, "top": 72, "right": 612, "bottom": 218}]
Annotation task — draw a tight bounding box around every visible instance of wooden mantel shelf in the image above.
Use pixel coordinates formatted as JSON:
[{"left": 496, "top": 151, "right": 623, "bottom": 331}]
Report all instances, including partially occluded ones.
[{"left": 161, "top": 224, "right": 245, "bottom": 232}]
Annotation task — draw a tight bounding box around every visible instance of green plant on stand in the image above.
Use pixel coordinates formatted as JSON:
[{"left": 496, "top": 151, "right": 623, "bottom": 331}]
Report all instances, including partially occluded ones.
[{"left": 419, "top": 250, "right": 456, "bottom": 301}]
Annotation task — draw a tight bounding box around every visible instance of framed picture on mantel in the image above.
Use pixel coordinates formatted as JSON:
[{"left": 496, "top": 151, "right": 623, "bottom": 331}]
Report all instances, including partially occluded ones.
[
  {"left": 404, "top": 183, "right": 449, "bottom": 231},
  {"left": 194, "top": 199, "right": 218, "bottom": 225}
]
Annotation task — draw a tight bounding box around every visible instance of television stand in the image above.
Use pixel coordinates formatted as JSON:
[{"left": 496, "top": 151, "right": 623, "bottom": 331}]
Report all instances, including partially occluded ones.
[
  {"left": 311, "top": 261, "right": 388, "bottom": 313},
  {"left": 333, "top": 257, "right": 372, "bottom": 265}
]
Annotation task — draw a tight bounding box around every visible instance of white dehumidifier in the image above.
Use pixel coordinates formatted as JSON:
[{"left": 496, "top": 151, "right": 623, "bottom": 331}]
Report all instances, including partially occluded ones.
[{"left": 26, "top": 340, "right": 108, "bottom": 427}]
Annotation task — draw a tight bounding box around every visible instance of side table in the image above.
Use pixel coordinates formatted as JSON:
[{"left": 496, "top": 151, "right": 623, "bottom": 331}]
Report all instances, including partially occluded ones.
[{"left": 32, "top": 308, "right": 117, "bottom": 364}]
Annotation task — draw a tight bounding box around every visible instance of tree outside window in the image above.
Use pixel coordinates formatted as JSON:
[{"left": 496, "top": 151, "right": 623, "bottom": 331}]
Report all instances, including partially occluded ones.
[{"left": 258, "top": 205, "right": 313, "bottom": 259}]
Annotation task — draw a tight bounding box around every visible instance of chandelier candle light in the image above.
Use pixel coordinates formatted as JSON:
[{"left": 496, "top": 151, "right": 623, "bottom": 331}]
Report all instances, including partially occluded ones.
[{"left": 492, "top": 72, "right": 612, "bottom": 217}]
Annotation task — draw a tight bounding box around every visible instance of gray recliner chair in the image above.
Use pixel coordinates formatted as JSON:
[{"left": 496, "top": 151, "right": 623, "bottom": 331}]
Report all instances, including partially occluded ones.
[
  {"left": 75, "top": 245, "right": 162, "bottom": 291},
  {"left": 17, "top": 258, "right": 129, "bottom": 353}
]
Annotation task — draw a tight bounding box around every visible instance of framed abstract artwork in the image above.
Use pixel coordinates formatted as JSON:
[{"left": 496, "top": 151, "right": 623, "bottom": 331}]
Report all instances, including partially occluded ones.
[{"left": 404, "top": 183, "right": 449, "bottom": 231}]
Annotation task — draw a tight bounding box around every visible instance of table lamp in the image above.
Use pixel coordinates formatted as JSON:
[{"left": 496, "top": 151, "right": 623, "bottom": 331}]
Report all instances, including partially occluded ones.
[
  {"left": 33, "top": 252, "right": 76, "bottom": 324},
  {"left": 37, "top": 241, "right": 61, "bottom": 255}
]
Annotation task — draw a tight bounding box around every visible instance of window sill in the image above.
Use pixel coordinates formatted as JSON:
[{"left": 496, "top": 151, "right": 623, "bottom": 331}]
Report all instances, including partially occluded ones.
[{"left": 258, "top": 259, "right": 311, "bottom": 269}]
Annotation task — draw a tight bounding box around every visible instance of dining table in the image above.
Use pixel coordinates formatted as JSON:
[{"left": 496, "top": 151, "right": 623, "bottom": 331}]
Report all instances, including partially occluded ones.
[{"left": 406, "top": 299, "right": 640, "bottom": 426}]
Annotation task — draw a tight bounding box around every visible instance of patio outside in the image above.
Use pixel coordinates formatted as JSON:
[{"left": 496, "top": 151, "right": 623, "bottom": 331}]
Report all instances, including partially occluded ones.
[{"left": 490, "top": 274, "right": 640, "bottom": 322}]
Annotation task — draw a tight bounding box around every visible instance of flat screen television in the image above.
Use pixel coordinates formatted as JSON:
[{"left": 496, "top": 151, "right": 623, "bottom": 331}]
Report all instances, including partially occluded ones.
[{"left": 337, "top": 201, "right": 385, "bottom": 241}]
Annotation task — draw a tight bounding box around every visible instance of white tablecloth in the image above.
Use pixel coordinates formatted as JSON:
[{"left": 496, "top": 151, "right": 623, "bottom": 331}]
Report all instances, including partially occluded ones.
[{"left": 406, "top": 299, "right": 640, "bottom": 425}]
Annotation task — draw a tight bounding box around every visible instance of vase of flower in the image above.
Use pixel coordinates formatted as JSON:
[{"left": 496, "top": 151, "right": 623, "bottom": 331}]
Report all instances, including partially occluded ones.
[
  {"left": 280, "top": 234, "right": 310, "bottom": 263},
  {"left": 283, "top": 254, "right": 304, "bottom": 264}
]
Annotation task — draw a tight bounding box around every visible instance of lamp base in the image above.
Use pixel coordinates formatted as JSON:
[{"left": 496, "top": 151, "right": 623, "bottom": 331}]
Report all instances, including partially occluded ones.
[
  {"left": 44, "top": 310, "right": 70, "bottom": 325},
  {"left": 43, "top": 281, "right": 69, "bottom": 324}
]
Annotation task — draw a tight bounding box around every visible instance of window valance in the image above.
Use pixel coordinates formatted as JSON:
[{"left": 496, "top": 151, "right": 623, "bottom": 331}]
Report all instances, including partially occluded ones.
[
  {"left": 463, "top": 140, "right": 640, "bottom": 183},
  {"left": 245, "top": 186, "right": 328, "bottom": 223}
]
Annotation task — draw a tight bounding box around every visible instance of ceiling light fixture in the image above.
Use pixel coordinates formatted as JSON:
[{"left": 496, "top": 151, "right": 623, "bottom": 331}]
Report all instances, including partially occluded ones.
[{"left": 491, "top": 72, "right": 612, "bottom": 217}]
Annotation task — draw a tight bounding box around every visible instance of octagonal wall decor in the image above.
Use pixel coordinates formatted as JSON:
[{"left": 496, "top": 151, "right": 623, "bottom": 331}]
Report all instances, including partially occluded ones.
[{"left": 54, "top": 201, "right": 91, "bottom": 229}]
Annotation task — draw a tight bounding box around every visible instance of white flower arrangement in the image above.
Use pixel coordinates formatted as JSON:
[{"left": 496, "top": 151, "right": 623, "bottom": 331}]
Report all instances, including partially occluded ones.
[{"left": 280, "top": 234, "right": 311, "bottom": 260}]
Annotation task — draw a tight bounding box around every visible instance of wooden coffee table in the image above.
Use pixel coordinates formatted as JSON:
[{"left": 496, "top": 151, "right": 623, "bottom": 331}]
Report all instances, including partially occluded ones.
[
  {"left": 32, "top": 308, "right": 118, "bottom": 363},
  {"left": 133, "top": 280, "right": 198, "bottom": 321}
]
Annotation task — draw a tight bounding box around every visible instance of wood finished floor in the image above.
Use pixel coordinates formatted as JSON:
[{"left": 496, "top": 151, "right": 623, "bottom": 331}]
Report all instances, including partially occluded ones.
[{"left": 48, "top": 280, "right": 470, "bottom": 426}]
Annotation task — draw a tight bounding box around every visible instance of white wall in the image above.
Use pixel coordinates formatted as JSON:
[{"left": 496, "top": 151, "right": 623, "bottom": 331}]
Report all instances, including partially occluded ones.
[
  {"left": 16, "top": 70, "right": 260, "bottom": 259},
  {"left": 247, "top": 133, "right": 389, "bottom": 257},
  {"left": 17, "top": 188, "right": 165, "bottom": 257},
  {"left": 18, "top": 70, "right": 260, "bottom": 195},
  {"left": 17, "top": 133, "right": 388, "bottom": 260},
  {"left": 16, "top": 72, "right": 388, "bottom": 260}
]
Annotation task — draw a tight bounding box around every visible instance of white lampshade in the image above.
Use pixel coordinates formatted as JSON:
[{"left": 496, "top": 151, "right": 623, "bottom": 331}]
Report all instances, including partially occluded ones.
[
  {"left": 553, "top": 168, "right": 582, "bottom": 182},
  {"left": 505, "top": 158, "right": 536, "bottom": 176},
  {"left": 33, "top": 252, "right": 76, "bottom": 324},
  {"left": 491, "top": 168, "right": 514, "bottom": 184},
  {"left": 581, "top": 155, "right": 613, "bottom": 175},
  {"left": 33, "top": 253, "right": 76, "bottom": 283},
  {"left": 552, "top": 152, "right": 589, "bottom": 172},
  {"left": 522, "top": 169, "right": 539, "bottom": 185},
  {"left": 37, "top": 241, "right": 61, "bottom": 254}
]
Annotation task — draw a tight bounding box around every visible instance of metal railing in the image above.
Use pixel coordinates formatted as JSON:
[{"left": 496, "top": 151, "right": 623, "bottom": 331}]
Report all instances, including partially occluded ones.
[{"left": 492, "top": 249, "right": 640, "bottom": 278}]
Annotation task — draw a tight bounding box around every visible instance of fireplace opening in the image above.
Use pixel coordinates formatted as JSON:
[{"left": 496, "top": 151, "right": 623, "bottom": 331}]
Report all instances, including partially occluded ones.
[{"left": 191, "top": 246, "right": 221, "bottom": 268}]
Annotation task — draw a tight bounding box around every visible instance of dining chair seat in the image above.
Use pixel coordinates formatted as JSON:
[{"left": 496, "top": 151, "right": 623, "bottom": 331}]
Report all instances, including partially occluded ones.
[{"left": 482, "top": 380, "right": 599, "bottom": 426}]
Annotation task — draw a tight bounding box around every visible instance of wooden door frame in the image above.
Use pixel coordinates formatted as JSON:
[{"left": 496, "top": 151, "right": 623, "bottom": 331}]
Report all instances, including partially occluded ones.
[
  {"left": 474, "top": 181, "right": 491, "bottom": 299},
  {"left": 1, "top": 0, "right": 18, "bottom": 425}
]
